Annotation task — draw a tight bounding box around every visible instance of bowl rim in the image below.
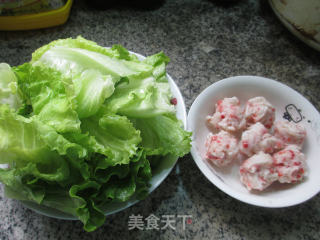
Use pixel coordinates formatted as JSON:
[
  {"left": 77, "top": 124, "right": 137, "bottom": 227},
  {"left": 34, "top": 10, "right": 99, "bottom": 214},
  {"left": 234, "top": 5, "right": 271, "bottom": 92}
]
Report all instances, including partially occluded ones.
[
  {"left": 269, "top": 0, "right": 320, "bottom": 52},
  {"left": 187, "top": 75, "right": 320, "bottom": 208}
]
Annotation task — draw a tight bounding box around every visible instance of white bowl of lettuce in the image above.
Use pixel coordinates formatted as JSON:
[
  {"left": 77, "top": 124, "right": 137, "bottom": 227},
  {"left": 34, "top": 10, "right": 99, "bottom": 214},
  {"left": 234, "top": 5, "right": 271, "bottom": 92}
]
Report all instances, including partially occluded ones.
[{"left": 0, "top": 37, "right": 191, "bottom": 232}]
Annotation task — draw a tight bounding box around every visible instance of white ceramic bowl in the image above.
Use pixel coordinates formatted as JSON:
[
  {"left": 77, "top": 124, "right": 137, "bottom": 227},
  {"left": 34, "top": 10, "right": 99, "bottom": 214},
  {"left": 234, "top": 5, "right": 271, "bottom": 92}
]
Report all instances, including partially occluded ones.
[
  {"left": 188, "top": 76, "right": 320, "bottom": 208},
  {"left": 269, "top": 0, "right": 320, "bottom": 52},
  {"left": 15, "top": 51, "right": 187, "bottom": 219}
]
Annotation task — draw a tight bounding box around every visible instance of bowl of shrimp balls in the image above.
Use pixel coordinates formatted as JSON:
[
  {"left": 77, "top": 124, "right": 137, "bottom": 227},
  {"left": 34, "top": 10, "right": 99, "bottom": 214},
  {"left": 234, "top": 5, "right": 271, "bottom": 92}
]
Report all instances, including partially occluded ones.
[{"left": 187, "top": 76, "right": 320, "bottom": 207}]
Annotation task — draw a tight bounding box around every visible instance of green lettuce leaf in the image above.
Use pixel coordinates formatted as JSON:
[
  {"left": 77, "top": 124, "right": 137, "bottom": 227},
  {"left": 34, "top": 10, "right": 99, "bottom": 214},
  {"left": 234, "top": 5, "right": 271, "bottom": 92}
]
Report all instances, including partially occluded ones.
[
  {"left": 143, "top": 51, "right": 170, "bottom": 82},
  {"left": 31, "top": 37, "right": 157, "bottom": 118},
  {"left": 130, "top": 114, "right": 191, "bottom": 157},
  {"left": 104, "top": 74, "right": 175, "bottom": 117},
  {"left": 0, "top": 105, "right": 87, "bottom": 181},
  {"left": 96, "top": 149, "right": 151, "bottom": 204},
  {"left": 0, "top": 63, "right": 22, "bottom": 110},
  {"left": 1, "top": 170, "right": 46, "bottom": 204},
  {"left": 69, "top": 181, "right": 105, "bottom": 232},
  {"left": 72, "top": 70, "right": 114, "bottom": 118},
  {"left": 31, "top": 36, "right": 138, "bottom": 62},
  {"left": 81, "top": 113, "right": 141, "bottom": 167},
  {"left": 14, "top": 63, "right": 81, "bottom": 133},
  {"left": 32, "top": 37, "right": 153, "bottom": 82},
  {"left": 102, "top": 51, "right": 175, "bottom": 117}
]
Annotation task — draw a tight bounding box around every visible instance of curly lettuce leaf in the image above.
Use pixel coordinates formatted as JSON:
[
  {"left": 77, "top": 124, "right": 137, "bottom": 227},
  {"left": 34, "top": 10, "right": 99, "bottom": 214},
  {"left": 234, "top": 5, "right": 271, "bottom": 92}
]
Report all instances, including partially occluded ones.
[
  {"left": 104, "top": 74, "right": 175, "bottom": 117},
  {"left": 0, "top": 63, "right": 22, "bottom": 110},
  {"left": 14, "top": 63, "right": 80, "bottom": 133},
  {"left": 32, "top": 37, "right": 153, "bottom": 82},
  {"left": 69, "top": 181, "right": 105, "bottom": 232},
  {"left": 0, "top": 105, "right": 87, "bottom": 182},
  {"left": 81, "top": 113, "right": 141, "bottom": 167},
  {"left": 31, "top": 36, "right": 138, "bottom": 62},
  {"left": 130, "top": 114, "right": 191, "bottom": 157},
  {"left": 73, "top": 70, "right": 114, "bottom": 118},
  {"left": 143, "top": 52, "right": 170, "bottom": 82},
  {"left": 1, "top": 170, "right": 46, "bottom": 204},
  {"left": 102, "top": 51, "right": 175, "bottom": 118},
  {"left": 31, "top": 37, "right": 157, "bottom": 118},
  {"left": 96, "top": 149, "right": 151, "bottom": 204}
]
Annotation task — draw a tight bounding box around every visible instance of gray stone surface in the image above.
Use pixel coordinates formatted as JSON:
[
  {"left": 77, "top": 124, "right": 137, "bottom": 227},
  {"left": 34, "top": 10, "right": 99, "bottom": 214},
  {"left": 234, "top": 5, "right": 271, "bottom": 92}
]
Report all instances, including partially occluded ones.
[{"left": 1, "top": 0, "right": 320, "bottom": 239}]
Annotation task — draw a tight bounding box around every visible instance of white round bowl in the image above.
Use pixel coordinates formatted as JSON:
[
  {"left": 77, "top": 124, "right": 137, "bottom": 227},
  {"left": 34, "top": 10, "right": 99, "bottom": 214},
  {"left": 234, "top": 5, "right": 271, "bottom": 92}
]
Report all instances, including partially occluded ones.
[
  {"left": 187, "top": 76, "right": 320, "bottom": 208},
  {"left": 18, "top": 51, "right": 187, "bottom": 219}
]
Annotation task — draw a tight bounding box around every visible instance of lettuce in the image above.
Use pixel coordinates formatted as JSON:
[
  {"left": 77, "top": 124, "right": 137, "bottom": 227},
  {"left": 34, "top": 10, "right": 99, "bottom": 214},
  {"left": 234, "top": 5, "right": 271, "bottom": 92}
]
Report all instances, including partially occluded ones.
[
  {"left": 14, "top": 63, "right": 81, "bottom": 133},
  {"left": 130, "top": 114, "right": 192, "bottom": 157},
  {"left": 103, "top": 74, "right": 175, "bottom": 117},
  {"left": 0, "top": 37, "right": 191, "bottom": 232},
  {"left": 31, "top": 36, "right": 138, "bottom": 62},
  {"left": 81, "top": 113, "right": 141, "bottom": 166},
  {"left": 73, "top": 70, "right": 114, "bottom": 118},
  {"left": 31, "top": 37, "right": 157, "bottom": 119},
  {"left": 0, "top": 105, "right": 85, "bottom": 165},
  {"left": 0, "top": 63, "right": 22, "bottom": 110}
]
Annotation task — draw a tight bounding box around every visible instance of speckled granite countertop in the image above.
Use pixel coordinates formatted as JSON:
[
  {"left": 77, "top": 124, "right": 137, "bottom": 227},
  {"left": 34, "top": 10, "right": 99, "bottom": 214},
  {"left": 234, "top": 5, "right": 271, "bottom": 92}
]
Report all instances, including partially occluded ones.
[{"left": 1, "top": 0, "right": 320, "bottom": 239}]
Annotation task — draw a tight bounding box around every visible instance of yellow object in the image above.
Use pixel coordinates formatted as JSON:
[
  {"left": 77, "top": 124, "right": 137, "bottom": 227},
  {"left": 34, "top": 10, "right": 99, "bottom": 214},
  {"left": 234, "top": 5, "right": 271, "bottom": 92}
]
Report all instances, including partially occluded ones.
[{"left": 0, "top": 0, "right": 73, "bottom": 31}]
